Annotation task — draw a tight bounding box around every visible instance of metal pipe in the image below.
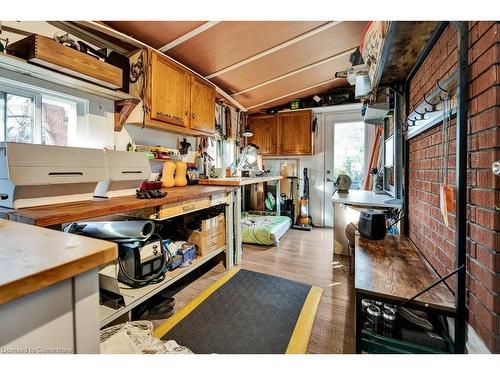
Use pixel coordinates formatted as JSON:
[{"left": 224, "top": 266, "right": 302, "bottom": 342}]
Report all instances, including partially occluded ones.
[
  {"left": 394, "top": 88, "right": 404, "bottom": 200},
  {"left": 454, "top": 21, "right": 468, "bottom": 354}
]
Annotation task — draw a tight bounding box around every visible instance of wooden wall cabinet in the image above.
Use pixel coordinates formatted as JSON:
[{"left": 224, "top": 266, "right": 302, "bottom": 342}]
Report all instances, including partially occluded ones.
[
  {"left": 127, "top": 50, "right": 215, "bottom": 136},
  {"left": 248, "top": 110, "right": 313, "bottom": 156},
  {"left": 277, "top": 110, "right": 313, "bottom": 155},
  {"left": 150, "top": 53, "right": 191, "bottom": 127},
  {"left": 248, "top": 114, "right": 278, "bottom": 155},
  {"left": 190, "top": 75, "right": 216, "bottom": 133}
]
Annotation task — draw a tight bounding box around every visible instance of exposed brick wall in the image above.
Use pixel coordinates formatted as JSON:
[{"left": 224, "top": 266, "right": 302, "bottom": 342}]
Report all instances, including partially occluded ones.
[{"left": 407, "top": 22, "right": 500, "bottom": 353}]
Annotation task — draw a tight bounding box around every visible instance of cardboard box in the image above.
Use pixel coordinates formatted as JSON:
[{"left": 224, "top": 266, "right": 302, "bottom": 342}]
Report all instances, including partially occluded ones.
[{"left": 187, "top": 213, "right": 225, "bottom": 256}]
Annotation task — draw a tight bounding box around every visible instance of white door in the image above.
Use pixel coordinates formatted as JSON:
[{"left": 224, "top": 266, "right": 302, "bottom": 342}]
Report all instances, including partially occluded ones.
[{"left": 322, "top": 109, "right": 367, "bottom": 227}]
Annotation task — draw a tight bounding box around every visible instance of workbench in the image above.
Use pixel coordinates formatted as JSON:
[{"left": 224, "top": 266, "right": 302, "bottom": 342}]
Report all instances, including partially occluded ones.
[
  {"left": 0, "top": 219, "right": 117, "bottom": 353},
  {"left": 354, "top": 235, "right": 456, "bottom": 353},
  {"left": 199, "top": 175, "right": 283, "bottom": 263},
  {"left": 1, "top": 185, "right": 239, "bottom": 330}
]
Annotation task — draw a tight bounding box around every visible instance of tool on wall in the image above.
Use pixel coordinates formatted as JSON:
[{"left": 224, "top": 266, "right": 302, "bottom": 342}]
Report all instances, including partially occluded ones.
[
  {"left": 179, "top": 138, "right": 191, "bottom": 155},
  {"left": 439, "top": 84, "right": 455, "bottom": 226},
  {"left": 225, "top": 106, "right": 232, "bottom": 139},
  {"left": 129, "top": 48, "right": 150, "bottom": 129}
]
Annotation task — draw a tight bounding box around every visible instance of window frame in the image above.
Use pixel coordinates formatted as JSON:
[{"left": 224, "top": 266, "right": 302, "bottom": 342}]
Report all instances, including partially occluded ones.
[
  {"left": 0, "top": 78, "right": 89, "bottom": 147},
  {"left": 0, "top": 83, "right": 41, "bottom": 144}
]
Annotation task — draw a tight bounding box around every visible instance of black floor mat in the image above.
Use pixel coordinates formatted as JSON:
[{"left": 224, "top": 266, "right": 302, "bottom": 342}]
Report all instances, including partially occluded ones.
[{"left": 160, "top": 269, "right": 312, "bottom": 354}]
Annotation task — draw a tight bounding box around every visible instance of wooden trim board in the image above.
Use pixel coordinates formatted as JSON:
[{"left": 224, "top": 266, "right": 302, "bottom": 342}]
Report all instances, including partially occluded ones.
[{"left": 3, "top": 185, "right": 236, "bottom": 227}]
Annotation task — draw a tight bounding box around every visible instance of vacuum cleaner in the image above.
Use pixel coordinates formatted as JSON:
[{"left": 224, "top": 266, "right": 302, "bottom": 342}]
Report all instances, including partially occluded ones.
[{"left": 293, "top": 168, "right": 313, "bottom": 231}]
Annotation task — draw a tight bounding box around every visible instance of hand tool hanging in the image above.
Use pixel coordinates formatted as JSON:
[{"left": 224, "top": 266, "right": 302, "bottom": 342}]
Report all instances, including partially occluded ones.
[
  {"left": 225, "top": 106, "right": 232, "bottom": 140},
  {"left": 439, "top": 87, "right": 455, "bottom": 226}
]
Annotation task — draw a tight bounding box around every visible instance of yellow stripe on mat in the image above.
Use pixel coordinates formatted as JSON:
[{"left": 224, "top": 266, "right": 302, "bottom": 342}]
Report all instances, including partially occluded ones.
[
  {"left": 153, "top": 267, "right": 240, "bottom": 339},
  {"left": 286, "top": 285, "right": 324, "bottom": 354}
]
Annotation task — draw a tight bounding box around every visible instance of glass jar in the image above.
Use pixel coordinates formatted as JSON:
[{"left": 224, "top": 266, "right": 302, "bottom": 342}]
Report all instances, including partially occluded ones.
[
  {"left": 382, "top": 308, "right": 397, "bottom": 337},
  {"left": 366, "top": 304, "right": 382, "bottom": 333}
]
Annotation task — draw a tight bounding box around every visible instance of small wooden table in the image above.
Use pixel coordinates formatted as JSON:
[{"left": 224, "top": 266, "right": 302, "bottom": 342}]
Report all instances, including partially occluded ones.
[
  {"left": 354, "top": 234, "right": 456, "bottom": 353},
  {"left": 198, "top": 175, "right": 283, "bottom": 187},
  {"left": 199, "top": 176, "right": 283, "bottom": 264},
  {"left": 332, "top": 190, "right": 403, "bottom": 256}
]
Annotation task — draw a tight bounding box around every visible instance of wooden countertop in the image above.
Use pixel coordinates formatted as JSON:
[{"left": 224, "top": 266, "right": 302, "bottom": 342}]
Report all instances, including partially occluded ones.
[
  {"left": 0, "top": 219, "right": 117, "bottom": 304},
  {"left": 2, "top": 185, "right": 235, "bottom": 227},
  {"left": 355, "top": 235, "right": 455, "bottom": 313},
  {"left": 332, "top": 190, "right": 403, "bottom": 208},
  {"left": 198, "top": 175, "right": 283, "bottom": 186}
]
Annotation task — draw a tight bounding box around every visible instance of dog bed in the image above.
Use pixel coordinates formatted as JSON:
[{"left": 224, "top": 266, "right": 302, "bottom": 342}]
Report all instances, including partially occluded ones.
[{"left": 241, "top": 213, "right": 292, "bottom": 245}]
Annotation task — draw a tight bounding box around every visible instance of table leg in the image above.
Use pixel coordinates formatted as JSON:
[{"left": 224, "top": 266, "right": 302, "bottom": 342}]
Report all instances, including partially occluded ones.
[
  {"left": 233, "top": 188, "right": 242, "bottom": 265},
  {"left": 276, "top": 180, "right": 281, "bottom": 216},
  {"left": 355, "top": 292, "right": 363, "bottom": 353},
  {"left": 225, "top": 192, "right": 234, "bottom": 270}
]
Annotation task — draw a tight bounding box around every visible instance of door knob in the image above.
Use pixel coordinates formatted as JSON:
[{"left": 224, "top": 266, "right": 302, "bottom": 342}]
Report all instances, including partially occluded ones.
[
  {"left": 326, "top": 178, "right": 335, "bottom": 182},
  {"left": 493, "top": 160, "right": 500, "bottom": 176}
]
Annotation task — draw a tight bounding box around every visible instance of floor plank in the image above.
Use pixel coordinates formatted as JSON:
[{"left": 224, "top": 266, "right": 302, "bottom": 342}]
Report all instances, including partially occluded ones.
[{"left": 150, "top": 227, "right": 355, "bottom": 354}]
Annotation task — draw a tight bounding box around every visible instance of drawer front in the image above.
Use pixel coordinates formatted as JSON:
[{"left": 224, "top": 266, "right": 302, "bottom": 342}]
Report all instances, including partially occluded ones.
[
  {"left": 188, "top": 228, "right": 226, "bottom": 257},
  {"left": 197, "top": 232, "right": 226, "bottom": 256},
  {"left": 158, "top": 194, "right": 226, "bottom": 220}
]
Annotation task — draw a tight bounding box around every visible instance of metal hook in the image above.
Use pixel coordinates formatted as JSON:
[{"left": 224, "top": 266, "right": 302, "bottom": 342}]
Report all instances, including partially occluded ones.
[
  {"left": 401, "top": 116, "right": 416, "bottom": 128},
  {"left": 436, "top": 79, "right": 451, "bottom": 94},
  {"left": 436, "top": 79, "right": 451, "bottom": 102},
  {"left": 423, "top": 93, "right": 437, "bottom": 112},
  {"left": 411, "top": 106, "right": 425, "bottom": 121}
]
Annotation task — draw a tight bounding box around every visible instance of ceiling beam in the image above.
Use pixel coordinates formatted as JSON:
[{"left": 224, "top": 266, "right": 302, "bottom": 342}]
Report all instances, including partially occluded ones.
[
  {"left": 159, "top": 21, "right": 220, "bottom": 52},
  {"left": 232, "top": 47, "right": 356, "bottom": 97},
  {"left": 204, "top": 21, "right": 342, "bottom": 80},
  {"left": 245, "top": 77, "right": 347, "bottom": 111}
]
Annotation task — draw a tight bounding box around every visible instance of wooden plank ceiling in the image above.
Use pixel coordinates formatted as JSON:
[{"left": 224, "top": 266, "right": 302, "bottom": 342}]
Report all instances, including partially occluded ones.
[{"left": 104, "top": 21, "right": 367, "bottom": 113}]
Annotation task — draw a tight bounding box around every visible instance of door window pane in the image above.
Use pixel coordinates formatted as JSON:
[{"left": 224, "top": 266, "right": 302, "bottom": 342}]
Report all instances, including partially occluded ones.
[
  {"left": 334, "top": 122, "right": 365, "bottom": 190},
  {"left": 6, "top": 94, "right": 34, "bottom": 143}
]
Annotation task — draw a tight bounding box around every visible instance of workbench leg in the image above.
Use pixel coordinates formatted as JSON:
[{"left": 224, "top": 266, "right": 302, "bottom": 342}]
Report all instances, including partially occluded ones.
[
  {"left": 225, "top": 193, "right": 234, "bottom": 270},
  {"left": 276, "top": 181, "right": 281, "bottom": 216},
  {"left": 233, "top": 188, "right": 242, "bottom": 265},
  {"left": 355, "top": 293, "right": 363, "bottom": 354},
  {"left": 73, "top": 269, "right": 100, "bottom": 353}
]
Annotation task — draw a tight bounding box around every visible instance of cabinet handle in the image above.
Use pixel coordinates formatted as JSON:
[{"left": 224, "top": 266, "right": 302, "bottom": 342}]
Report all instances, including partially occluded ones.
[
  {"left": 185, "top": 111, "right": 189, "bottom": 116},
  {"left": 192, "top": 113, "right": 197, "bottom": 119}
]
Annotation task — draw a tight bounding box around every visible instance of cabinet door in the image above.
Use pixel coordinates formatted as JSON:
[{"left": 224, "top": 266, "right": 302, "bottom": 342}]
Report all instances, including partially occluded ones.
[
  {"left": 190, "top": 76, "right": 215, "bottom": 133},
  {"left": 248, "top": 115, "right": 277, "bottom": 155},
  {"left": 150, "top": 53, "right": 190, "bottom": 127},
  {"left": 277, "top": 111, "right": 313, "bottom": 155}
]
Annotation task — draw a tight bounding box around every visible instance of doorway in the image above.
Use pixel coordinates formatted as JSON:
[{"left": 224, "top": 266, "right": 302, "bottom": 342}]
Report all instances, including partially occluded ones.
[{"left": 321, "top": 106, "right": 370, "bottom": 227}]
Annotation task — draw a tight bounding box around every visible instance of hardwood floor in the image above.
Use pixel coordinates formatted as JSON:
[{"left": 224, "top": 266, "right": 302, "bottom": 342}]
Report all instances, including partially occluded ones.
[{"left": 152, "top": 227, "right": 355, "bottom": 354}]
